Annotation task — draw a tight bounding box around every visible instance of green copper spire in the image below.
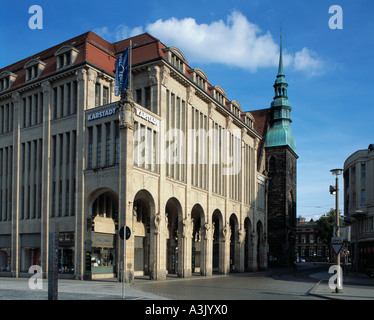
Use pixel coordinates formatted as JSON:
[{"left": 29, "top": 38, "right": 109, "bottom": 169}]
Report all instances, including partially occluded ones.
[
  {"left": 277, "top": 32, "right": 284, "bottom": 77},
  {"left": 265, "top": 32, "right": 297, "bottom": 156}
]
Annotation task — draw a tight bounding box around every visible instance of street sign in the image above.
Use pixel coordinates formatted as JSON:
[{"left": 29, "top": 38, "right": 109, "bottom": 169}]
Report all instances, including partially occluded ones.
[
  {"left": 341, "top": 248, "right": 349, "bottom": 256},
  {"left": 119, "top": 226, "right": 131, "bottom": 240},
  {"left": 331, "top": 243, "right": 344, "bottom": 255},
  {"left": 331, "top": 236, "right": 343, "bottom": 243},
  {"left": 331, "top": 236, "right": 343, "bottom": 255}
]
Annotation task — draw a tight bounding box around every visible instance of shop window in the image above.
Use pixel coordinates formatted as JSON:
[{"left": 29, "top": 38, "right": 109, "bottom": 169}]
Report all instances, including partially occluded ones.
[
  {"left": 58, "top": 248, "right": 74, "bottom": 274},
  {"left": 91, "top": 248, "right": 115, "bottom": 268}
]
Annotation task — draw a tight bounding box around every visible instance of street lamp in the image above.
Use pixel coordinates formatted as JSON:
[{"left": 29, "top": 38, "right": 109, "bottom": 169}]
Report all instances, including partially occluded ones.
[{"left": 330, "top": 168, "right": 343, "bottom": 293}]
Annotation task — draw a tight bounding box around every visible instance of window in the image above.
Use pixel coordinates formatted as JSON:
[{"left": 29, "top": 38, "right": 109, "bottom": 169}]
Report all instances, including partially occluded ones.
[
  {"left": 103, "top": 86, "right": 109, "bottom": 105},
  {"left": 0, "top": 71, "right": 17, "bottom": 92},
  {"left": 136, "top": 89, "right": 142, "bottom": 105},
  {"left": 114, "top": 121, "right": 119, "bottom": 164},
  {"left": 309, "top": 234, "right": 314, "bottom": 243},
  {"left": 301, "top": 235, "right": 306, "bottom": 244},
  {"left": 55, "top": 45, "right": 79, "bottom": 70},
  {"left": 88, "top": 127, "right": 93, "bottom": 168},
  {"left": 95, "top": 84, "right": 101, "bottom": 107},
  {"left": 97, "top": 125, "right": 102, "bottom": 167},
  {"left": 105, "top": 123, "right": 111, "bottom": 166},
  {"left": 361, "top": 163, "right": 366, "bottom": 180},
  {"left": 361, "top": 189, "right": 366, "bottom": 206},
  {"left": 145, "top": 86, "right": 151, "bottom": 110},
  {"left": 309, "top": 248, "right": 314, "bottom": 257},
  {"left": 24, "top": 59, "right": 45, "bottom": 82}
]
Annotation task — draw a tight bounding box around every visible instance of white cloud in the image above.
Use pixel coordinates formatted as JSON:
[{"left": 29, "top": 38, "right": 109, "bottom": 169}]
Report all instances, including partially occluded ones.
[
  {"left": 146, "top": 11, "right": 280, "bottom": 72},
  {"left": 94, "top": 25, "right": 144, "bottom": 42},
  {"left": 293, "top": 47, "right": 324, "bottom": 76},
  {"left": 95, "top": 11, "right": 324, "bottom": 75}
]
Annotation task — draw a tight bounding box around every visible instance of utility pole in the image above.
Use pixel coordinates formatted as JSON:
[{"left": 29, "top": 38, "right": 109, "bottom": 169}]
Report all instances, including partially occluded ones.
[{"left": 330, "top": 169, "right": 343, "bottom": 293}]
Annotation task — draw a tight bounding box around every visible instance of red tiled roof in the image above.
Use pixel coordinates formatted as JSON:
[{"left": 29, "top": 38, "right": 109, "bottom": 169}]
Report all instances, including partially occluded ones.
[
  {"left": 249, "top": 108, "right": 270, "bottom": 138},
  {"left": 1, "top": 30, "right": 267, "bottom": 139}
]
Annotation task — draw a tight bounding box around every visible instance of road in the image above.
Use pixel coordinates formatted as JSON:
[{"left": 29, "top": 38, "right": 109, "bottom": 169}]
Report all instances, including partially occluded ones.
[
  {"left": 131, "top": 264, "right": 326, "bottom": 300},
  {"left": 0, "top": 263, "right": 362, "bottom": 301}
]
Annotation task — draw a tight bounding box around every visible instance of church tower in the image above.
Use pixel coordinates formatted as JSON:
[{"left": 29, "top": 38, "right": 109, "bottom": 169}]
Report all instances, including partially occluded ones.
[{"left": 266, "top": 34, "right": 298, "bottom": 266}]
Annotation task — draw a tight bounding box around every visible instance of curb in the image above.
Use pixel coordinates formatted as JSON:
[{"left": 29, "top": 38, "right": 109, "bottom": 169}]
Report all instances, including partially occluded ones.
[{"left": 307, "top": 279, "right": 342, "bottom": 300}]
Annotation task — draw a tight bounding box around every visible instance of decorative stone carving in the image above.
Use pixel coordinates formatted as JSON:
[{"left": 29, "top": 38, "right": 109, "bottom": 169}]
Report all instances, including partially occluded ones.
[
  {"left": 41, "top": 80, "right": 51, "bottom": 93},
  {"left": 154, "top": 212, "right": 161, "bottom": 235},
  {"left": 119, "top": 88, "right": 135, "bottom": 129},
  {"left": 76, "top": 68, "right": 86, "bottom": 82},
  {"left": 160, "top": 67, "right": 170, "bottom": 87},
  {"left": 222, "top": 222, "right": 231, "bottom": 241},
  {"left": 148, "top": 66, "right": 158, "bottom": 86},
  {"left": 182, "top": 218, "right": 193, "bottom": 238},
  {"left": 11, "top": 92, "right": 20, "bottom": 103},
  {"left": 238, "top": 228, "right": 246, "bottom": 243}
]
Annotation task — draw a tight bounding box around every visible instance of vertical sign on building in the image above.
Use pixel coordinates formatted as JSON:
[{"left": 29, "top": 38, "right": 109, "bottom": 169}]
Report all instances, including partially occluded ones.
[{"left": 48, "top": 232, "right": 59, "bottom": 300}]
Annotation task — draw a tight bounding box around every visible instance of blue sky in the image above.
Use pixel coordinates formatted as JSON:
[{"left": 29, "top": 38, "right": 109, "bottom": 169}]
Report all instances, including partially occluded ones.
[{"left": 1, "top": 0, "right": 373, "bottom": 220}]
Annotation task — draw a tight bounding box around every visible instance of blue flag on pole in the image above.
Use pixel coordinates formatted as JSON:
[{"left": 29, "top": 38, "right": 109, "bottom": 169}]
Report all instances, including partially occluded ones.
[{"left": 114, "top": 48, "right": 129, "bottom": 96}]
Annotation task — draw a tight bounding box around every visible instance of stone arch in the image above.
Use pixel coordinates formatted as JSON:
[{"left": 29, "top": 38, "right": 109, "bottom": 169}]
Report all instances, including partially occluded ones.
[
  {"left": 191, "top": 204, "right": 205, "bottom": 274},
  {"left": 87, "top": 188, "right": 119, "bottom": 279},
  {"left": 229, "top": 213, "right": 239, "bottom": 272},
  {"left": 212, "top": 209, "right": 224, "bottom": 273},
  {"left": 244, "top": 217, "right": 253, "bottom": 271},
  {"left": 132, "top": 189, "right": 156, "bottom": 277},
  {"left": 165, "top": 197, "right": 183, "bottom": 275}
]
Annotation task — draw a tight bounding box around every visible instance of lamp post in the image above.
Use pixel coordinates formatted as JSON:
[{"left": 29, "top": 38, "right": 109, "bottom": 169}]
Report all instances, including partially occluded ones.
[{"left": 330, "top": 168, "right": 343, "bottom": 293}]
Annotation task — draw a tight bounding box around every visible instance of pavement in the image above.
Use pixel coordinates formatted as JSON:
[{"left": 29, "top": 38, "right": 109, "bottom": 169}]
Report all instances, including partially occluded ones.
[
  {"left": 0, "top": 276, "right": 170, "bottom": 300},
  {"left": 308, "top": 268, "right": 374, "bottom": 300},
  {"left": 0, "top": 265, "right": 373, "bottom": 300}
]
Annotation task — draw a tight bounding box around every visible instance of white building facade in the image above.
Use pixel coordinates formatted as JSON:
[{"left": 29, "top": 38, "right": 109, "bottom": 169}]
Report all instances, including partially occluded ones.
[{"left": 0, "top": 32, "right": 268, "bottom": 281}]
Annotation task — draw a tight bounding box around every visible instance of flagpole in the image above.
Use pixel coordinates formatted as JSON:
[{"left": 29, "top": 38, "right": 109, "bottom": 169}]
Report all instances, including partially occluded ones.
[{"left": 129, "top": 40, "right": 132, "bottom": 93}]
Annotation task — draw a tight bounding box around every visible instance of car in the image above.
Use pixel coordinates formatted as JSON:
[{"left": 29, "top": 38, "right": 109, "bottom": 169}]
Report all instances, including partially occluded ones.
[{"left": 297, "top": 257, "right": 305, "bottom": 263}]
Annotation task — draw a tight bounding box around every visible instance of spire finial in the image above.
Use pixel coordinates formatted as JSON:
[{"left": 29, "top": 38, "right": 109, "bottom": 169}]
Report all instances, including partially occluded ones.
[{"left": 277, "top": 23, "right": 284, "bottom": 77}]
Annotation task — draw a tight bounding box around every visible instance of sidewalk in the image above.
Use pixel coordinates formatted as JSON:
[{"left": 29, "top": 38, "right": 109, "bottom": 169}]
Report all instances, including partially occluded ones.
[
  {"left": 309, "top": 270, "right": 374, "bottom": 300},
  {"left": 0, "top": 277, "right": 169, "bottom": 300}
]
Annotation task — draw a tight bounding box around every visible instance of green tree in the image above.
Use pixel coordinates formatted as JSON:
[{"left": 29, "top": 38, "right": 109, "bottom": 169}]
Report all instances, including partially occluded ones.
[{"left": 314, "top": 209, "right": 344, "bottom": 261}]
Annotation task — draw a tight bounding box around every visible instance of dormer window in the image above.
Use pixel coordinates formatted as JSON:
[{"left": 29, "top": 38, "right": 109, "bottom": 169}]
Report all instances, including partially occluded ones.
[
  {"left": 244, "top": 111, "right": 255, "bottom": 129},
  {"left": 0, "top": 71, "right": 17, "bottom": 92},
  {"left": 55, "top": 45, "right": 79, "bottom": 70},
  {"left": 231, "top": 100, "right": 242, "bottom": 118},
  {"left": 213, "top": 85, "right": 227, "bottom": 106},
  {"left": 192, "top": 68, "right": 209, "bottom": 91},
  {"left": 24, "top": 58, "right": 46, "bottom": 82},
  {"left": 163, "top": 47, "right": 188, "bottom": 74}
]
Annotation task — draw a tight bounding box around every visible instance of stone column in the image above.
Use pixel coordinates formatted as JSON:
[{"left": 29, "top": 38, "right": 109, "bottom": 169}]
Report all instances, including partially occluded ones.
[
  {"left": 178, "top": 217, "right": 193, "bottom": 278},
  {"left": 152, "top": 212, "right": 167, "bottom": 280},
  {"left": 201, "top": 222, "right": 213, "bottom": 276},
  {"left": 118, "top": 89, "right": 135, "bottom": 283},
  {"left": 39, "top": 81, "right": 51, "bottom": 278},
  {"left": 74, "top": 69, "right": 86, "bottom": 279},
  {"left": 237, "top": 228, "right": 245, "bottom": 272},
  {"left": 11, "top": 92, "right": 21, "bottom": 277},
  {"left": 221, "top": 222, "right": 230, "bottom": 275}
]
